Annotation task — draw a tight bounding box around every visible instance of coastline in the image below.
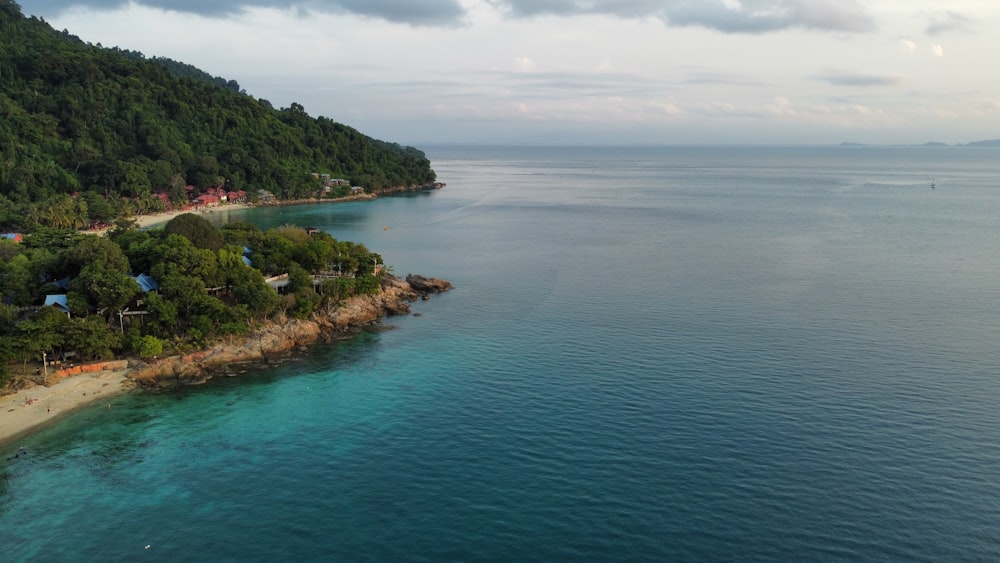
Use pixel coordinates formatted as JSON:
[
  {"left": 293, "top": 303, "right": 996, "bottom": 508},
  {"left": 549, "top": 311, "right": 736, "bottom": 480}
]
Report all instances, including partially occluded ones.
[
  {"left": 0, "top": 273, "right": 452, "bottom": 451},
  {"left": 82, "top": 181, "right": 444, "bottom": 235},
  {"left": 0, "top": 369, "right": 134, "bottom": 449}
]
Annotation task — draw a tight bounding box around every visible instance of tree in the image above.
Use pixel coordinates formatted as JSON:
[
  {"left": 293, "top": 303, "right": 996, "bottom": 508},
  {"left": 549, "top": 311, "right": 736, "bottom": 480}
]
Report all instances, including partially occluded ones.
[
  {"left": 134, "top": 334, "right": 163, "bottom": 358},
  {"left": 150, "top": 234, "right": 220, "bottom": 286},
  {"left": 64, "top": 316, "right": 119, "bottom": 360},
  {"left": 13, "top": 308, "right": 66, "bottom": 368},
  {"left": 83, "top": 190, "right": 115, "bottom": 224},
  {"left": 0, "top": 253, "right": 34, "bottom": 306},
  {"left": 163, "top": 213, "right": 223, "bottom": 251},
  {"left": 65, "top": 236, "right": 138, "bottom": 313}
]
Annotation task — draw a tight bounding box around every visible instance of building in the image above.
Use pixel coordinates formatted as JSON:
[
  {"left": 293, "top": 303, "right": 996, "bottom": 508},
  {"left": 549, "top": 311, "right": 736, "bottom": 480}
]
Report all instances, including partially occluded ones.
[{"left": 44, "top": 294, "right": 71, "bottom": 316}]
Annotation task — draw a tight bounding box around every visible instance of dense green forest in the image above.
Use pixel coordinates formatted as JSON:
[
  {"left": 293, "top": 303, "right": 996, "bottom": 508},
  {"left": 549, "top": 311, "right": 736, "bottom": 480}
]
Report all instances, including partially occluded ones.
[
  {"left": 0, "top": 215, "right": 386, "bottom": 382},
  {"left": 0, "top": 0, "right": 436, "bottom": 232}
]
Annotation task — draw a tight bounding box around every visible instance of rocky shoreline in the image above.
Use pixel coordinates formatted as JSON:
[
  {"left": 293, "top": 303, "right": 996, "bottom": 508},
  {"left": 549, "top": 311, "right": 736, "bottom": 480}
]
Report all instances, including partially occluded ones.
[
  {"left": 128, "top": 273, "right": 452, "bottom": 387},
  {"left": 0, "top": 275, "right": 450, "bottom": 448}
]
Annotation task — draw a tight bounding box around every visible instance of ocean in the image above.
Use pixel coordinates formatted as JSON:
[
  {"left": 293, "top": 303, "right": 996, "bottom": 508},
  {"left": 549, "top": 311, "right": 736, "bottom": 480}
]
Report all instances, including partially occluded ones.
[{"left": 2, "top": 145, "right": 999, "bottom": 561}]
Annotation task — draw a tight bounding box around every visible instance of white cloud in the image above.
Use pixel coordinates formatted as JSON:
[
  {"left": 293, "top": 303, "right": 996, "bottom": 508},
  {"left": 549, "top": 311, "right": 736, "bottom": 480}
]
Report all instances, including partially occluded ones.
[
  {"left": 931, "top": 43, "right": 944, "bottom": 57},
  {"left": 766, "top": 97, "right": 798, "bottom": 117},
  {"left": 515, "top": 56, "right": 537, "bottom": 71},
  {"left": 650, "top": 100, "right": 683, "bottom": 115},
  {"left": 900, "top": 38, "right": 917, "bottom": 54}
]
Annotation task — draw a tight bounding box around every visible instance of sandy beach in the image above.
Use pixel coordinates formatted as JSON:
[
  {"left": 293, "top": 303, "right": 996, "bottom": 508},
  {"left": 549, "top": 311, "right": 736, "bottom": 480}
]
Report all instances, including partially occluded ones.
[
  {"left": 0, "top": 370, "right": 133, "bottom": 449},
  {"left": 97, "top": 201, "right": 257, "bottom": 233}
]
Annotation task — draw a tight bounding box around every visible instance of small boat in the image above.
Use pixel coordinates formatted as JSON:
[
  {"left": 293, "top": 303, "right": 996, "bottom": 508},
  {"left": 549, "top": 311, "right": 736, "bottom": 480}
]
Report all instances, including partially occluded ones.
[{"left": 931, "top": 179, "right": 936, "bottom": 189}]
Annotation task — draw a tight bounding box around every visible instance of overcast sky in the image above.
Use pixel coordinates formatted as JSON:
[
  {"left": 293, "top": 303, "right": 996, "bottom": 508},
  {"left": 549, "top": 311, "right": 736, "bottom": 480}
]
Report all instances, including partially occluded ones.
[{"left": 18, "top": 0, "right": 1000, "bottom": 146}]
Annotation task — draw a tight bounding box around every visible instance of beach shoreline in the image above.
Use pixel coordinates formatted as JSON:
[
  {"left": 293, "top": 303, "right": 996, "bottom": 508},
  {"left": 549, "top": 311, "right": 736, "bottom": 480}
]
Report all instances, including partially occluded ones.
[
  {"left": 0, "top": 369, "right": 134, "bottom": 449},
  {"left": 0, "top": 273, "right": 452, "bottom": 451},
  {"left": 85, "top": 181, "right": 442, "bottom": 235}
]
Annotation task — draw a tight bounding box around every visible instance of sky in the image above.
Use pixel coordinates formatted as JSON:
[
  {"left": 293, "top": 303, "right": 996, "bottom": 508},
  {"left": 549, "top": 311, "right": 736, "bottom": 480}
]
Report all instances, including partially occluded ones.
[{"left": 16, "top": 0, "right": 1000, "bottom": 146}]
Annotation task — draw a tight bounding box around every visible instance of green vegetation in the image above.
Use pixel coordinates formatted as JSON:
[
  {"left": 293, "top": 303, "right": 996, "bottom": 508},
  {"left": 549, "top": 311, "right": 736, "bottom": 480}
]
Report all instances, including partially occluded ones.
[
  {"left": 0, "top": 216, "right": 386, "bottom": 381},
  {"left": 0, "top": 0, "right": 436, "bottom": 233}
]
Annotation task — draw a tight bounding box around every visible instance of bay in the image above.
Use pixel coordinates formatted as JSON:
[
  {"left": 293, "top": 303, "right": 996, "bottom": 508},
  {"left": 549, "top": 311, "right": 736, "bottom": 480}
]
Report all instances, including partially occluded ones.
[{"left": 2, "top": 145, "right": 999, "bottom": 561}]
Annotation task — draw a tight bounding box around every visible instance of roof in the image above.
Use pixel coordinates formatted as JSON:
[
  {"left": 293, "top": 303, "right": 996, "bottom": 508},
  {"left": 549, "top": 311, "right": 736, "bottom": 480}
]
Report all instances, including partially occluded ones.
[
  {"left": 44, "top": 294, "right": 70, "bottom": 313},
  {"left": 133, "top": 273, "right": 160, "bottom": 292}
]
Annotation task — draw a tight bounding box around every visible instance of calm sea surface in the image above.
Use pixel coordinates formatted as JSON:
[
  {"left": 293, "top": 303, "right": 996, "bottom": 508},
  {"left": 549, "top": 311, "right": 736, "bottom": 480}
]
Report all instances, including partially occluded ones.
[{"left": 2, "top": 146, "right": 999, "bottom": 561}]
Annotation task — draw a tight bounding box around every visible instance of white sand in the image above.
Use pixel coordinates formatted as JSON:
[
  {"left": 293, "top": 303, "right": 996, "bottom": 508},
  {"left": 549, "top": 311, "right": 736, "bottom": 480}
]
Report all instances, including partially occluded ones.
[
  {"left": 83, "top": 202, "right": 257, "bottom": 235},
  {"left": 133, "top": 202, "right": 255, "bottom": 229},
  {"left": 0, "top": 370, "right": 133, "bottom": 448}
]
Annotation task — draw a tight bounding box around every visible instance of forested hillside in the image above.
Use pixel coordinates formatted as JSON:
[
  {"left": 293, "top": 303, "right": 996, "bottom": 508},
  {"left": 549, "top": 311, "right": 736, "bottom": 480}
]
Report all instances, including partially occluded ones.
[{"left": 0, "top": 0, "right": 436, "bottom": 232}]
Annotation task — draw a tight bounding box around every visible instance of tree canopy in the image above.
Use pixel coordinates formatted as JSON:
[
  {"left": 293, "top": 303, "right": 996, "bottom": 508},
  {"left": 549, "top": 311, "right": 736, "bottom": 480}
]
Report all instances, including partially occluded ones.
[{"left": 0, "top": 220, "right": 386, "bottom": 382}]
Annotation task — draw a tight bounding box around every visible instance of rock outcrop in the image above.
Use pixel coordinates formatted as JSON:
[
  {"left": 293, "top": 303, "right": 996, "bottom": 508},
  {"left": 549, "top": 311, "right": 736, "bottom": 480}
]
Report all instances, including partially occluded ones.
[
  {"left": 129, "top": 273, "right": 451, "bottom": 387},
  {"left": 405, "top": 274, "right": 454, "bottom": 295}
]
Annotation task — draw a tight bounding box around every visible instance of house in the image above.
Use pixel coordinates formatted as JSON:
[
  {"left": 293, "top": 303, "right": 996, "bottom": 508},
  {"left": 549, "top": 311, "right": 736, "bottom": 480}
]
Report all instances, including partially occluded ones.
[
  {"left": 205, "top": 187, "right": 228, "bottom": 201},
  {"left": 351, "top": 186, "right": 365, "bottom": 195},
  {"left": 44, "top": 294, "right": 71, "bottom": 316},
  {"left": 257, "top": 189, "right": 276, "bottom": 204},
  {"left": 194, "top": 194, "right": 221, "bottom": 207},
  {"left": 133, "top": 273, "right": 160, "bottom": 293},
  {"left": 227, "top": 190, "right": 248, "bottom": 203},
  {"left": 1, "top": 233, "right": 23, "bottom": 243}
]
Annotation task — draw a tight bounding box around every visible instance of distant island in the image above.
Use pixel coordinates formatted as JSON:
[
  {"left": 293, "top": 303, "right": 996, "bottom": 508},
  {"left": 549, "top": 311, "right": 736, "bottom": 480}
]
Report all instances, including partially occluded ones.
[{"left": 840, "top": 139, "right": 1000, "bottom": 147}]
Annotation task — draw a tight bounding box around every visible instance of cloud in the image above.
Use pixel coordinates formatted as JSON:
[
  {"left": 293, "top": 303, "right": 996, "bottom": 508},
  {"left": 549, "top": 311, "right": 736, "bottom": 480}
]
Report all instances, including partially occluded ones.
[
  {"left": 766, "top": 96, "right": 797, "bottom": 117},
  {"left": 818, "top": 70, "right": 902, "bottom": 87},
  {"left": 931, "top": 43, "right": 944, "bottom": 57},
  {"left": 649, "top": 100, "right": 682, "bottom": 115},
  {"left": 21, "top": 0, "right": 875, "bottom": 32},
  {"left": 492, "top": 0, "right": 874, "bottom": 33},
  {"left": 683, "top": 70, "right": 763, "bottom": 87},
  {"left": 514, "top": 56, "right": 537, "bottom": 71},
  {"left": 926, "top": 11, "right": 972, "bottom": 36},
  {"left": 899, "top": 38, "right": 917, "bottom": 54},
  {"left": 981, "top": 98, "right": 1000, "bottom": 112},
  {"left": 663, "top": 0, "right": 876, "bottom": 33},
  {"left": 759, "top": 97, "right": 898, "bottom": 128},
  {"left": 19, "top": 0, "right": 467, "bottom": 25}
]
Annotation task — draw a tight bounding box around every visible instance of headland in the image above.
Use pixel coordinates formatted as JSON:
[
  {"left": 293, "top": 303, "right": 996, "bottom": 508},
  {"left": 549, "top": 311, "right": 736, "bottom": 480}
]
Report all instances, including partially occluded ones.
[{"left": 0, "top": 273, "right": 452, "bottom": 449}]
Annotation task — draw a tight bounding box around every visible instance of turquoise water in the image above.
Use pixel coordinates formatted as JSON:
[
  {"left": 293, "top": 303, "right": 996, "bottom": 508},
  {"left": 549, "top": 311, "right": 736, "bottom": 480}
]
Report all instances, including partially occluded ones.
[{"left": 2, "top": 146, "right": 1000, "bottom": 561}]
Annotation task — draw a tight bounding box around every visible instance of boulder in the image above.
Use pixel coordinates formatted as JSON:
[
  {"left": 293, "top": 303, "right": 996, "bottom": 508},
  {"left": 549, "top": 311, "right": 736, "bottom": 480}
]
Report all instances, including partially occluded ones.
[{"left": 405, "top": 274, "right": 453, "bottom": 294}]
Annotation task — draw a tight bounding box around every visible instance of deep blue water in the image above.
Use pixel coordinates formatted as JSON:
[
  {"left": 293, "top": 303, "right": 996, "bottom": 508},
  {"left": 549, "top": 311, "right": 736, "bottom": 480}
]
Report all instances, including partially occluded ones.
[{"left": 2, "top": 146, "right": 1000, "bottom": 561}]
